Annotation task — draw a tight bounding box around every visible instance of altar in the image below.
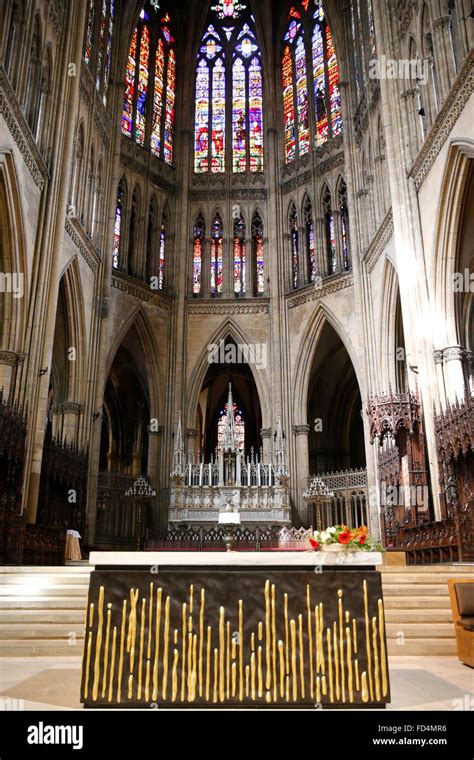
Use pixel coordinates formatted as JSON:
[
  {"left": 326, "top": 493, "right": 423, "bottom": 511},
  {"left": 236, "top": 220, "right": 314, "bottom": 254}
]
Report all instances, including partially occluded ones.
[{"left": 80, "top": 551, "right": 390, "bottom": 709}]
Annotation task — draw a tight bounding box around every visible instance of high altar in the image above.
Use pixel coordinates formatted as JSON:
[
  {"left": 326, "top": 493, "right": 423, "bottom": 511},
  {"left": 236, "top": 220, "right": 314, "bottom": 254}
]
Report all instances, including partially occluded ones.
[
  {"left": 168, "top": 385, "right": 291, "bottom": 527},
  {"left": 80, "top": 551, "right": 390, "bottom": 710}
]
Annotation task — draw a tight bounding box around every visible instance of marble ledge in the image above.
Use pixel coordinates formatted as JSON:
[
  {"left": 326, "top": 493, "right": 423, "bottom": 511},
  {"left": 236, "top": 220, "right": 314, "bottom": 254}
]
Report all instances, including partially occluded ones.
[{"left": 89, "top": 551, "right": 383, "bottom": 567}]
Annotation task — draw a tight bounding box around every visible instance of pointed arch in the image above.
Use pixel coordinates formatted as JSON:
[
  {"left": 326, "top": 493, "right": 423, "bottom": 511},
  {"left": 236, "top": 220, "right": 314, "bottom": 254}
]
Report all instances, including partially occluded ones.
[
  {"left": 210, "top": 210, "right": 223, "bottom": 295},
  {"left": 146, "top": 193, "right": 159, "bottom": 281},
  {"left": 336, "top": 174, "right": 350, "bottom": 271},
  {"left": 289, "top": 199, "right": 299, "bottom": 288},
  {"left": 54, "top": 257, "right": 87, "bottom": 404},
  {"left": 192, "top": 209, "right": 206, "bottom": 295},
  {"left": 186, "top": 318, "right": 271, "bottom": 432},
  {"left": 113, "top": 175, "right": 127, "bottom": 270},
  {"left": 251, "top": 207, "right": 265, "bottom": 295},
  {"left": 302, "top": 192, "right": 316, "bottom": 282},
  {"left": 321, "top": 182, "right": 336, "bottom": 275},
  {"left": 233, "top": 210, "right": 246, "bottom": 295},
  {"left": 128, "top": 182, "right": 142, "bottom": 276}
]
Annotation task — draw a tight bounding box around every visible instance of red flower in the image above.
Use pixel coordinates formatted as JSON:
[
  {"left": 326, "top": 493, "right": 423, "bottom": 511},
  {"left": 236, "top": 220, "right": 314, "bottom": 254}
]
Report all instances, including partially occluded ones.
[
  {"left": 309, "top": 538, "right": 320, "bottom": 550},
  {"left": 338, "top": 531, "right": 350, "bottom": 545},
  {"left": 358, "top": 534, "right": 367, "bottom": 545}
]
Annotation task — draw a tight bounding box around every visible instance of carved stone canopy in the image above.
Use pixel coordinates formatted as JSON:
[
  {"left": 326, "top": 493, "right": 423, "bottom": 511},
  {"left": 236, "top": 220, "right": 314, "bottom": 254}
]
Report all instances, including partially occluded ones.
[
  {"left": 434, "top": 395, "right": 474, "bottom": 461},
  {"left": 366, "top": 387, "right": 422, "bottom": 445}
]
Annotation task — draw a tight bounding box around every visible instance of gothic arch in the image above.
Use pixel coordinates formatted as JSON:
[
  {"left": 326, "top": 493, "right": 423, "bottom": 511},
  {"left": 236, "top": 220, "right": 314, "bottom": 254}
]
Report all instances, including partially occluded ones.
[
  {"left": 104, "top": 307, "right": 165, "bottom": 422},
  {"left": 0, "top": 152, "right": 27, "bottom": 352},
  {"left": 185, "top": 318, "right": 271, "bottom": 432},
  {"left": 379, "top": 258, "right": 403, "bottom": 391},
  {"left": 292, "top": 303, "right": 363, "bottom": 427},
  {"left": 433, "top": 140, "right": 474, "bottom": 348},
  {"left": 56, "top": 257, "right": 87, "bottom": 403}
]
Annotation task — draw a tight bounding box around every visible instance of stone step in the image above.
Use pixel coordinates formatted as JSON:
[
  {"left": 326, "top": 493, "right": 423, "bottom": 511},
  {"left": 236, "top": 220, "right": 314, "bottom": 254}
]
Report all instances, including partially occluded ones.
[
  {"left": 385, "top": 622, "right": 453, "bottom": 638},
  {"left": 380, "top": 565, "right": 473, "bottom": 573},
  {"left": 386, "top": 638, "right": 457, "bottom": 656},
  {"left": 383, "top": 596, "right": 451, "bottom": 609},
  {"left": 0, "top": 597, "right": 87, "bottom": 609},
  {"left": 381, "top": 584, "right": 448, "bottom": 596},
  {"left": 0, "top": 639, "right": 85, "bottom": 657},
  {"left": 0, "top": 609, "right": 86, "bottom": 623},
  {"left": 0, "top": 566, "right": 92, "bottom": 574},
  {"left": 0, "top": 574, "right": 92, "bottom": 586},
  {"left": 384, "top": 609, "right": 452, "bottom": 624},
  {"left": 381, "top": 573, "right": 472, "bottom": 584},
  {"left": 0, "top": 623, "right": 86, "bottom": 639},
  {"left": 0, "top": 585, "right": 90, "bottom": 597}
]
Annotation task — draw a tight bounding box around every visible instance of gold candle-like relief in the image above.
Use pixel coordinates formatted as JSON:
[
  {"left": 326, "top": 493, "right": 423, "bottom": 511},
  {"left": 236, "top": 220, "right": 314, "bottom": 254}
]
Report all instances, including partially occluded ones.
[
  {"left": 298, "top": 614, "right": 305, "bottom": 700},
  {"left": 271, "top": 584, "right": 277, "bottom": 702},
  {"left": 346, "top": 627, "right": 354, "bottom": 704},
  {"left": 145, "top": 659, "right": 151, "bottom": 703},
  {"left": 206, "top": 626, "right": 211, "bottom": 702},
  {"left": 232, "top": 637, "right": 237, "bottom": 661},
  {"left": 190, "top": 634, "right": 198, "bottom": 702},
  {"left": 354, "top": 658, "right": 360, "bottom": 692},
  {"left": 284, "top": 593, "right": 289, "bottom": 675},
  {"left": 372, "top": 616, "right": 381, "bottom": 702},
  {"left": 117, "top": 599, "right": 127, "bottom": 704},
  {"left": 278, "top": 640, "right": 285, "bottom": 699},
  {"left": 361, "top": 671, "right": 369, "bottom": 703},
  {"left": 378, "top": 599, "right": 388, "bottom": 698},
  {"left": 245, "top": 666, "right": 250, "bottom": 698},
  {"left": 102, "top": 603, "right": 112, "bottom": 699},
  {"left": 92, "top": 586, "right": 104, "bottom": 702},
  {"left": 162, "top": 596, "right": 170, "bottom": 701},
  {"left": 219, "top": 607, "right": 225, "bottom": 703},
  {"left": 316, "top": 675, "right": 321, "bottom": 704},
  {"left": 152, "top": 588, "right": 162, "bottom": 702},
  {"left": 128, "top": 589, "right": 139, "bottom": 676},
  {"left": 232, "top": 662, "right": 237, "bottom": 698},
  {"left": 306, "top": 585, "right": 314, "bottom": 699},
  {"left": 326, "top": 629, "right": 334, "bottom": 704},
  {"left": 226, "top": 622, "right": 231, "bottom": 700},
  {"left": 332, "top": 623, "right": 340, "bottom": 702},
  {"left": 251, "top": 652, "right": 256, "bottom": 701},
  {"left": 187, "top": 632, "right": 193, "bottom": 701},
  {"left": 174, "top": 629, "right": 178, "bottom": 646},
  {"left": 314, "top": 606, "right": 319, "bottom": 675},
  {"left": 108, "top": 627, "right": 117, "bottom": 703},
  {"left": 265, "top": 690, "right": 271, "bottom": 704},
  {"left": 363, "top": 580, "right": 374, "bottom": 702},
  {"left": 319, "top": 604, "right": 325, "bottom": 675},
  {"left": 189, "top": 584, "right": 194, "bottom": 617},
  {"left": 180, "top": 602, "right": 187, "bottom": 703},
  {"left": 264, "top": 581, "right": 271, "bottom": 691},
  {"left": 338, "top": 591, "right": 345, "bottom": 703},
  {"left": 147, "top": 583, "right": 154, "bottom": 661},
  {"left": 322, "top": 675, "right": 327, "bottom": 697},
  {"left": 171, "top": 649, "right": 179, "bottom": 703},
  {"left": 352, "top": 618, "right": 358, "bottom": 655},
  {"left": 213, "top": 648, "right": 218, "bottom": 704},
  {"left": 258, "top": 645, "right": 263, "bottom": 698},
  {"left": 199, "top": 589, "right": 205, "bottom": 698},
  {"left": 290, "top": 619, "right": 297, "bottom": 702},
  {"left": 345, "top": 610, "right": 350, "bottom": 624},
  {"left": 137, "top": 599, "right": 146, "bottom": 700},
  {"left": 84, "top": 631, "right": 92, "bottom": 700},
  {"left": 128, "top": 674, "right": 133, "bottom": 700},
  {"left": 285, "top": 675, "right": 290, "bottom": 703},
  {"left": 251, "top": 632, "right": 255, "bottom": 652},
  {"left": 88, "top": 603, "right": 94, "bottom": 629},
  {"left": 238, "top": 600, "right": 244, "bottom": 702},
  {"left": 258, "top": 622, "right": 263, "bottom": 642}
]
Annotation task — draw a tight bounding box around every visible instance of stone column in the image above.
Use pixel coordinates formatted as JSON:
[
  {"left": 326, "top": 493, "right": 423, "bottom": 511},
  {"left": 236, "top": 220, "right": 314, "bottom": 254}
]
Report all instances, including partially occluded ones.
[
  {"left": 333, "top": 210, "right": 344, "bottom": 274},
  {"left": 260, "top": 427, "right": 272, "bottom": 464},
  {"left": 314, "top": 217, "right": 326, "bottom": 279},
  {"left": 292, "top": 424, "right": 310, "bottom": 526},
  {"left": 62, "top": 402, "right": 83, "bottom": 446},
  {"left": 431, "top": 15, "right": 457, "bottom": 104},
  {"left": 433, "top": 349, "right": 446, "bottom": 406},
  {"left": 443, "top": 346, "right": 466, "bottom": 403}
]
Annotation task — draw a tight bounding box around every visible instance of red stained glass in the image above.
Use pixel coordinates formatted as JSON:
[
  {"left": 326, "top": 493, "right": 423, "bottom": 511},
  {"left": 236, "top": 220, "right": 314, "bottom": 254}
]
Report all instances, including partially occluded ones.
[{"left": 122, "top": 28, "right": 137, "bottom": 136}]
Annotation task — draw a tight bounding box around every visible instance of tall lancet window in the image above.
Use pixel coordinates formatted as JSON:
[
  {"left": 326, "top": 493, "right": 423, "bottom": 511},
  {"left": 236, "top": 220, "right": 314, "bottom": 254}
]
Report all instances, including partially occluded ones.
[
  {"left": 122, "top": 4, "right": 176, "bottom": 165},
  {"left": 234, "top": 216, "right": 246, "bottom": 295},
  {"left": 282, "top": 1, "right": 342, "bottom": 162},
  {"left": 194, "top": 0, "right": 264, "bottom": 174},
  {"left": 252, "top": 211, "right": 265, "bottom": 295},
  {"left": 211, "top": 214, "right": 224, "bottom": 295},
  {"left": 113, "top": 179, "right": 126, "bottom": 270},
  {"left": 193, "top": 213, "right": 205, "bottom": 295},
  {"left": 322, "top": 185, "right": 336, "bottom": 275},
  {"left": 303, "top": 195, "right": 316, "bottom": 282},
  {"left": 289, "top": 202, "right": 299, "bottom": 289},
  {"left": 338, "top": 179, "right": 350, "bottom": 271},
  {"left": 159, "top": 205, "right": 168, "bottom": 290},
  {"left": 83, "top": 0, "right": 115, "bottom": 105}
]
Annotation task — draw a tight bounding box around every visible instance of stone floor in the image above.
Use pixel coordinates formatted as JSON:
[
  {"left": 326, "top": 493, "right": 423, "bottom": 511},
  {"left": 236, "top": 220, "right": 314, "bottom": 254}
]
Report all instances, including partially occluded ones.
[{"left": 0, "top": 656, "right": 472, "bottom": 710}]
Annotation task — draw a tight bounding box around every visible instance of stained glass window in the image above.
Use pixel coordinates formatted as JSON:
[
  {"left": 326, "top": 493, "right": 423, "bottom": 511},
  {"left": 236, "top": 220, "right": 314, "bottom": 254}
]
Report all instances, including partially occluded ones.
[
  {"left": 290, "top": 204, "right": 299, "bottom": 288},
  {"left": 122, "top": 6, "right": 176, "bottom": 165},
  {"left": 85, "top": 0, "right": 95, "bottom": 65},
  {"left": 113, "top": 181, "right": 125, "bottom": 270},
  {"left": 282, "top": 46, "right": 295, "bottom": 162},
  {"left": 212, "top": 59, "right": 226, "bottom": 173},
  {"left": 283, "top": 1, "right": 342, "bottom": 161},
  {"left": 234, "top": 216, "right": 246, "bottom": 294},
  {"left": 218, "top": 404, "right": 245, "bottom": 450},
  {"left": 252, "top": 211, "right": 264, "bottom": 295},
  {"left": 211, "top": 215, "right": 223, "bottom": 294},
  {"left": 338, "top": 179, "right": 350, "bottom": 271},
  {"left": 303, "top": 196, "right": 316, "bottom": 282},
  {"left": 195, "top": 2, "right": 263, "bottom": 174},
  {"left": 136, "top": 24, "right": 150, "bottom": 145},
  {"left": 159, "top": 223, "right": 166, "bottom": 290},
  {"left": 323, "top": 187, "right": 336, "bottom": 274},
  {"left": 193, "top": 214, "right": 205, "bottom": 295}
]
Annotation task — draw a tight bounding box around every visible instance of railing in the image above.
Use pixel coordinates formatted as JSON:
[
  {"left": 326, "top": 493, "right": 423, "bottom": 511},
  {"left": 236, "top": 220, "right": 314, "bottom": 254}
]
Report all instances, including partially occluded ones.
[
  {"left": 307, "top": 469, "right": 369, "bottom": 529},
  {"left": 145, "top": 527, "right": 312, "bottom": 552},
  {"left": 95, "top": 472, "right": 154, "bottom": 545}
]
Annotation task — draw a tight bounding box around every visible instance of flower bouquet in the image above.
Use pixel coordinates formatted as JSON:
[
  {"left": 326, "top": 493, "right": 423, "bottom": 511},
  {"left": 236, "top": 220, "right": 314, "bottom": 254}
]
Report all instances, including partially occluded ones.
[{"left": 309, "top": 525, "right": 383, "bottom": 552}]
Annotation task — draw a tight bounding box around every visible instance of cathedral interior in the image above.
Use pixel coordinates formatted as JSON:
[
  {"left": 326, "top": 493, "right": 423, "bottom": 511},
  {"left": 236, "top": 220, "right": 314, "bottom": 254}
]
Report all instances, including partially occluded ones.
[{"left": 0, "top": 0, "right": 473, "bottom": 564}]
